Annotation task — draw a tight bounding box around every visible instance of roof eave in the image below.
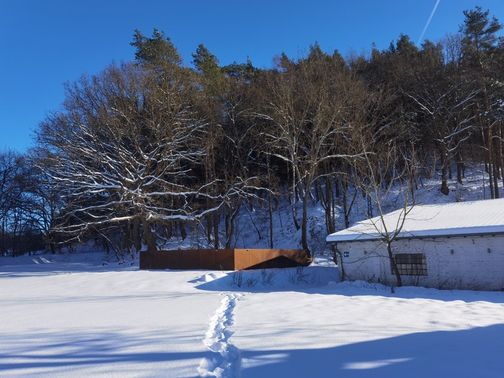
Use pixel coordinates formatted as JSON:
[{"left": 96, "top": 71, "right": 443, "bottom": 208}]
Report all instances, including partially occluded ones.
[{"left": 326, "top": 229, "right": 504, "bottom": 243}]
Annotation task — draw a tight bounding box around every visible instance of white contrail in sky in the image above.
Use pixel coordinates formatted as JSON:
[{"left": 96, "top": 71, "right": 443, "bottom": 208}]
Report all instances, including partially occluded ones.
[{"left": 418, "top": 0, "right": 441, "bottom": 45}]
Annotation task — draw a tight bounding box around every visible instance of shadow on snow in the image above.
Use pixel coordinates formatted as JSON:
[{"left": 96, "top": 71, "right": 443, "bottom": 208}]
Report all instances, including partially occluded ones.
[
  {"left": 239, "top": 324, "right": 504, "bottom": 378},
  {"left": 194, "top": 266, "right": 504, "bottom": 304},
  {"left": 1, "top": 325, "right": 503, "bottom": 377}
]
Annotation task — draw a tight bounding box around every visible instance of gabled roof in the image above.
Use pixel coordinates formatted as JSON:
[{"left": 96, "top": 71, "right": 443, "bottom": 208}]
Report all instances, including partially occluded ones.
[{"left": 326, "top": 198, "right": 504, "bottom": 243}]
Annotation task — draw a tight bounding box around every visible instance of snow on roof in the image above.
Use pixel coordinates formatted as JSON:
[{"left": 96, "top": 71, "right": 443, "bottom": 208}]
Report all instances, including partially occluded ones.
[{"left": 326, "top": 198, "right": 504, "bottom": 243}]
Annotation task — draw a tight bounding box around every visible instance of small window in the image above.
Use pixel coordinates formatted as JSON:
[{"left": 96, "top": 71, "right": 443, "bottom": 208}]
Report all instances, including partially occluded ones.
[{"left": 392, "top": 253, "right": 427, "bottom": 276}]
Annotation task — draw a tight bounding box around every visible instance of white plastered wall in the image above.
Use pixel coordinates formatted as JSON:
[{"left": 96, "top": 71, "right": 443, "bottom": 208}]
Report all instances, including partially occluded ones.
[{"left": 336, "top": 234, "right": 504, "bottom": 290}]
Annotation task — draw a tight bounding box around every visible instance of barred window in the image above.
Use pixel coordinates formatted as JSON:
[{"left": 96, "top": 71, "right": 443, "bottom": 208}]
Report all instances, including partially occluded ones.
[{"left": 392, "top": 253, "right": 427, "bottom": 276}]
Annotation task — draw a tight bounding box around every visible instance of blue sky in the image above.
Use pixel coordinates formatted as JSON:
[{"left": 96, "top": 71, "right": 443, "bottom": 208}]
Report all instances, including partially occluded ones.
[{"left": 1, "top": 0, "right": 503, "bottom": 152}]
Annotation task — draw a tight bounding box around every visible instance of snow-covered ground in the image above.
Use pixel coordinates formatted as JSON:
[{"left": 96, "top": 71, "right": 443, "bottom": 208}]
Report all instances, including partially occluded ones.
[
  {"left": 0, "top": 254, "right": 221, "bottom": 377},
  {"left": 1, "top": 253, "right": 503, "bottom": 377}
]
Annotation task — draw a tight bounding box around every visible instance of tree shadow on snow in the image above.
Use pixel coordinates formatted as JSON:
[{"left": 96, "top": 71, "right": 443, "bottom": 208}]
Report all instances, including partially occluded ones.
[
  {"left": 240, "top": 324, "right": 504, "bottom": 378},
  {"left": 1, "top": 322, "right": 502, "bottom": 377},
  {"left": 0, "top": 260, "right": 138, "bottom": 278},
  {"left": 0, "top": 329, "right": 208, "bottom": 374}
]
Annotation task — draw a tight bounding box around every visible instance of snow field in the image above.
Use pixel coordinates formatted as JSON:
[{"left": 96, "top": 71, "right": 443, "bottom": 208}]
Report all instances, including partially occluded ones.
[
  {"left": 230, "top": 282, "right": 504, "bottom": 377},
  {"left": 196, "top": 267, "right": 504, "bottom": 377},
  {"left": 1, "top": 255, "right": 503, "bottom": 377},
  {"left": 0, "top": 258, "right": 221, "bottom": 377}
]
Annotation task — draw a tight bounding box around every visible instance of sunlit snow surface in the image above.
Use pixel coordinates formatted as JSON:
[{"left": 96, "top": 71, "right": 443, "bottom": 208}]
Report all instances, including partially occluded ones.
[{"left": 1, "top": 253, "right": 503, "bottom": 377}]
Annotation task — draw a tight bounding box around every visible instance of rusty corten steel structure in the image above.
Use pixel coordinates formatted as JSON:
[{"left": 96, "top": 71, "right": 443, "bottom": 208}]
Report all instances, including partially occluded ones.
[{"left": 139, "top": 248, "right": 311, "bottom": 270}]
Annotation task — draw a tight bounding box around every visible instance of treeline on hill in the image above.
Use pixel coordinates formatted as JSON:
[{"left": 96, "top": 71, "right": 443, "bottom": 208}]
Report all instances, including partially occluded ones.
[{"left": 1, "top": 7, "right": 503, "bottom": 257}]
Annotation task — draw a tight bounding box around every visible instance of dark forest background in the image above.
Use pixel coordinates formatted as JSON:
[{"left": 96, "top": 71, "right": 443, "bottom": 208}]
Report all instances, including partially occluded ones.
[{"left": 1, "top": 7, "right": 503, "bottom": 257}]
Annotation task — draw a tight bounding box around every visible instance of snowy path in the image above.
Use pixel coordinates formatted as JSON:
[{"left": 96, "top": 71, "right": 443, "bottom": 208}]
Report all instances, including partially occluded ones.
[{"left": 199, "top": 293, "right": 242, "bottom": 377}]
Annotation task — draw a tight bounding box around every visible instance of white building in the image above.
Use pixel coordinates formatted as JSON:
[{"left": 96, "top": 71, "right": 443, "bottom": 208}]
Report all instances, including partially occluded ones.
[{"left": 326, "top": 198, "right": 504, "bottom": 290}]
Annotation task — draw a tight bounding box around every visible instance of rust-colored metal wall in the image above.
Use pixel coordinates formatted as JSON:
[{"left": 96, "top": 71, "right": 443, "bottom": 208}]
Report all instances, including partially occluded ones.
[
  {"left": 234, "top": 249, "right": 310, "bottom": 270},
  {"left": 139, "top": 249, "right": 234, "bottom": 270},
  {"left": 139, "top": 248, "right": 310, "bottom": 270}
]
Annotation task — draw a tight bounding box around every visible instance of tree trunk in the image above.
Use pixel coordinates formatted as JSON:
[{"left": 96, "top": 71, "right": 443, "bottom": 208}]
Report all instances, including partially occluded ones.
[
  {"left": 301, "top": 191, "right": 311, "bottom": 258},
  {"left": 291, "top": 205, "right": 300, "bottom": 231},
  {"left": 366, "top": 195, "right": 373, "bottom": 218},
  {"left": 440, "top": 147, "right": 449, "bottom": 195},
  {"left": 142, "top": 219, "right": 157, "bottom": 252},
  {"left": 268, "top": 191, "right": 274, "bottom": 249},
  {"left": 341, "top": 178, "right": 349, "bottom": 228},
  {"left": 493, "top": 156, "right": 500, "bottom": 198},
  {"left": 225, "top": 205, "right": 240, "bottom": 249},
  {"left": 456, "top": 151, "right": 464, "bottom": 185},
  {"left": 332, "top": 246, "right": 345, "bottom": 281},
  {"left": 326, "top": 177, "right": 335, "bottom": 234},
  {"left": 179, "top": 222, "right": 187, "bottom": 240},
  {"left": 499, "top": 124, "right": 504, "bottom": 188},
  {"left": 132, "top": 217, "right": 142, "bottom": 252},
  {"left": 321, "top": 176, "right": 335, "bottom": 235},
  {"left": 484, "top": 127, "right": 495, "bottom": 198},
  {"left": 266, "top": 157, "right": 274, "bottom": 248},
  {"left": 205, "top": 217, "right": 212, "bottom": 244},
  {"left": 290, "top": 160, "right": 300, "bottom": 231},
  {"left": 440, "top": 164, "right": 449, "bottom": 195},
  {"left": 387, "top": 241, "right": 402, "bottom": 287},
  {"left": 493, "top": 128, "right": 501, "bottom": 198},
  {"left": 212, "top": 213, "right": 219, "bottom": 249}
]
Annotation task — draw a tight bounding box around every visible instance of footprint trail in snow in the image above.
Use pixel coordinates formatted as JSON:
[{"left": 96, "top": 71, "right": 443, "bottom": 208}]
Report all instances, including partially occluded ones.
[{"left": 198, "top": 293, "right": 242, "bottom": 377}]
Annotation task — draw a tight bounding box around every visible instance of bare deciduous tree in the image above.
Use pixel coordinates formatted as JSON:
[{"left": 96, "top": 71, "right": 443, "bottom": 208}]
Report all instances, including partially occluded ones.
[{"left": 37, "top": 64, "right": 252, "bottom": 252}]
